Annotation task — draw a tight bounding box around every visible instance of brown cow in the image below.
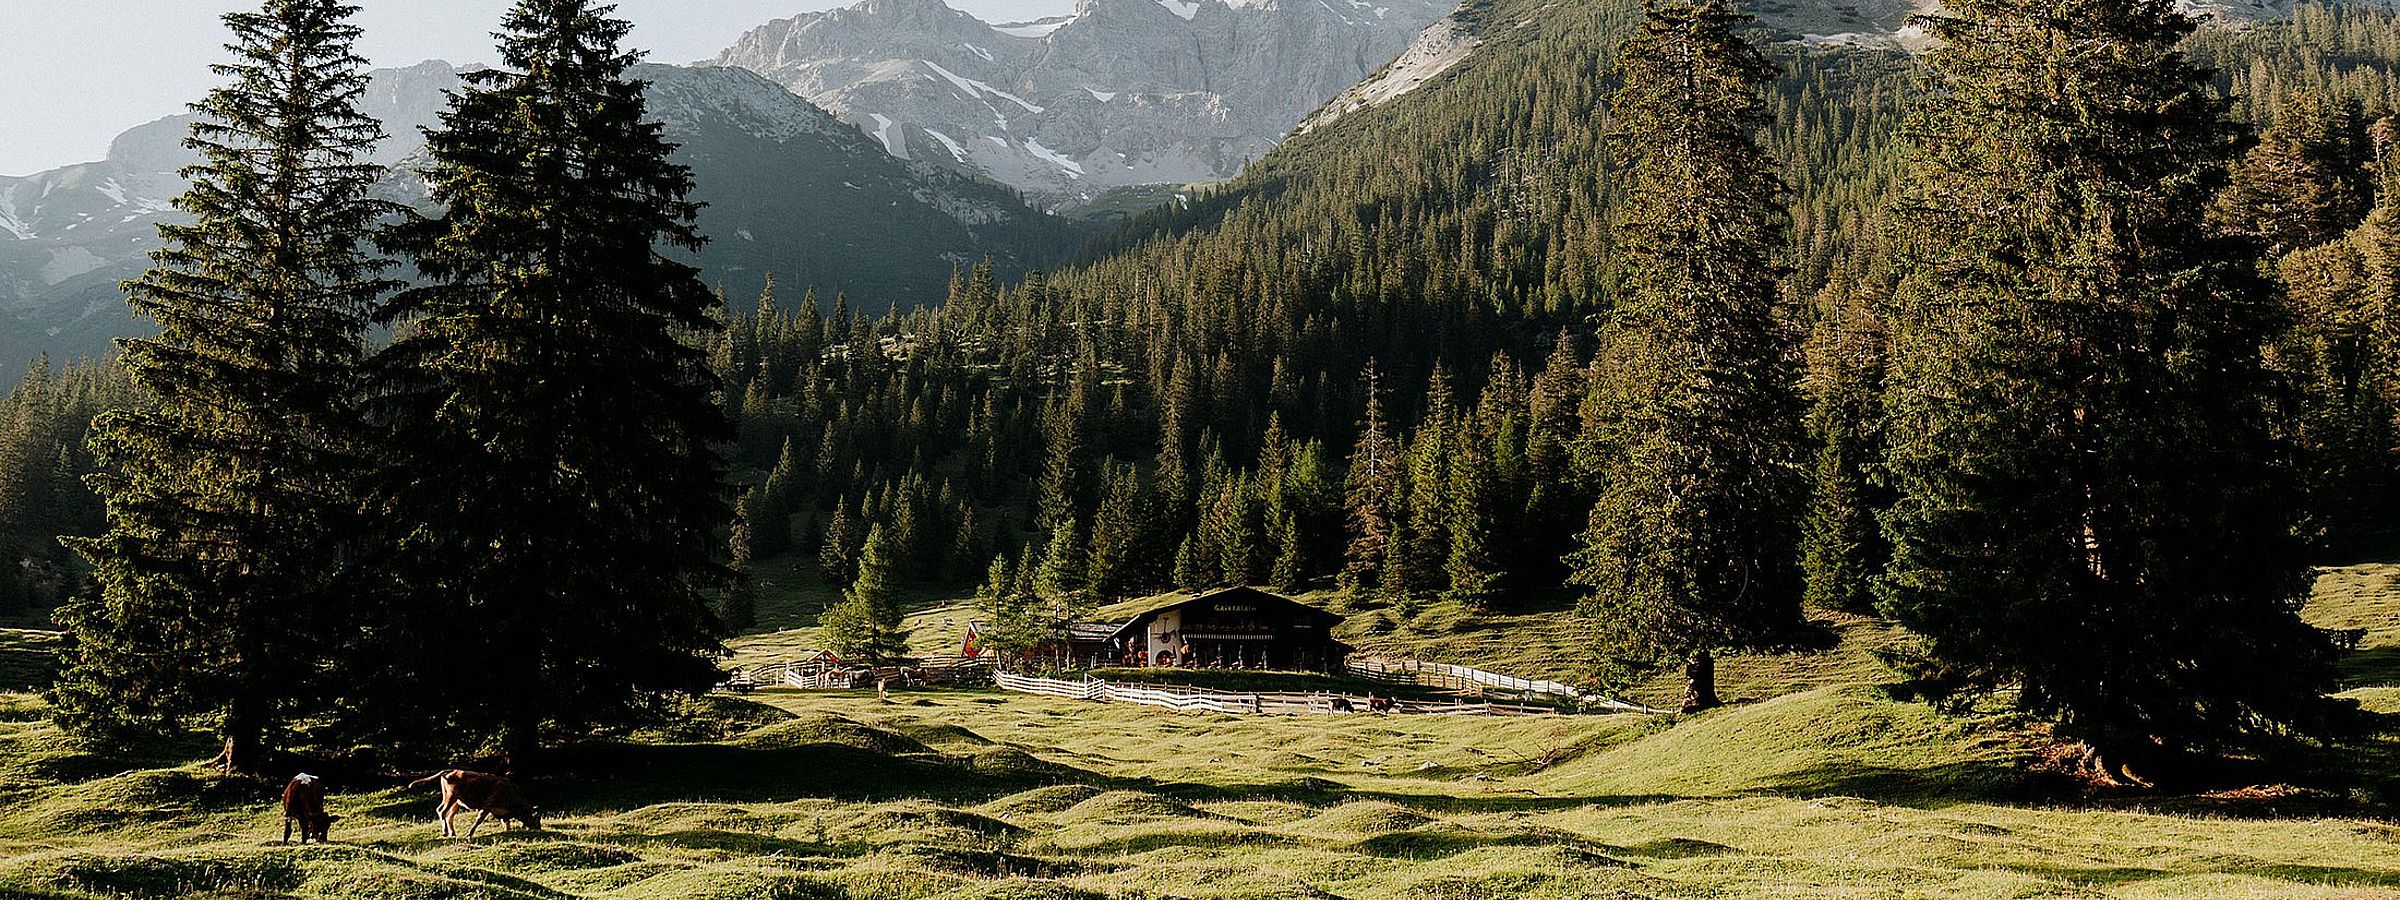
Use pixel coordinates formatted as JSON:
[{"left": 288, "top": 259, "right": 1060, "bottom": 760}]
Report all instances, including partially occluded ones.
[
  {"left": 280, "top": 773, "right": 337, "bottom": 843},
  {"left": 407, "top": 769, "right": 542, "bottom": 837}
]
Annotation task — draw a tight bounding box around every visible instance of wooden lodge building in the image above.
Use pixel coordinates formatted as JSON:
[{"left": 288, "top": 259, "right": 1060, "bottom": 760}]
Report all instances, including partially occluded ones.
[{"left": 1062, "top": 587, "right": 1351, "bottom": 672}]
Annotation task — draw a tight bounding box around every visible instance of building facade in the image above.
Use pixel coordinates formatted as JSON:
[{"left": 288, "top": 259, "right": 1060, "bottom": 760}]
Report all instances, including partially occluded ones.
[{"left": 1065, "top": 587, "right": 1350, "bottom": 672}]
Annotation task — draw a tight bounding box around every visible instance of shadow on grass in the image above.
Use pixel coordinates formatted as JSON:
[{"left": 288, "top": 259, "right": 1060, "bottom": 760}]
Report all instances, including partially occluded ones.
[
  {"left": 2341, "top": 645, "right": 2400, "bottom": 691},
  {"left": 1986, "top": 858, "right": 2400, "bottom": 892},
  {"left": 536, "top": 739, "right": 1111, "bottom": 810},
  {"left": 0, "top": 628, "right": 60, "bottom": 691}
]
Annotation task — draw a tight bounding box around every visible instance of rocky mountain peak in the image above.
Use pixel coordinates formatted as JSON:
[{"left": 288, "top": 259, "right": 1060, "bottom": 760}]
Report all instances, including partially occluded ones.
[{"left": 714, "top": 0, "right": 1458, "bottom": 210}]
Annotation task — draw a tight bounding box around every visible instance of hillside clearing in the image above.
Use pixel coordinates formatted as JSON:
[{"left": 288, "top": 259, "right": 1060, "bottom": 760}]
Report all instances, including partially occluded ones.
[{"left": 0, "top": 561, "right": 2393, "bottom": 898}]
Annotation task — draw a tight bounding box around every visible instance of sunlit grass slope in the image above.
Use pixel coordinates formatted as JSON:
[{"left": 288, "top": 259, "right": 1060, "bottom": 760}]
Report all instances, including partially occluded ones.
[{"left": 0, "top": 564, "right": 2394, "bottom": 898}]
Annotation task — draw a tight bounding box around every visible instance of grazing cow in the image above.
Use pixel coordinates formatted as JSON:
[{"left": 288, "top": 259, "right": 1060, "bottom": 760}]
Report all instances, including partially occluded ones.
[
  {"left": 1368, "top": 695, "right": 1397, "bottom": 714},
  {"left": 281, "top": 774, "right": 337, "bottom": 843},
  {"left": 408, "top": 769, "right": 542, "bottom": 837}
]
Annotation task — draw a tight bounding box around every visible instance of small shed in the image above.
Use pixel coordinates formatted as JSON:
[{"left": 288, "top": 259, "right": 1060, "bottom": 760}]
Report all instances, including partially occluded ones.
[{"left": 1066, "top": 587, "right": 1350, "bottom": 673}]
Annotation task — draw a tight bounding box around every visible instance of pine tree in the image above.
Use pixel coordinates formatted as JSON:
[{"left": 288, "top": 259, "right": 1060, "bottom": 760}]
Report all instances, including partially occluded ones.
[
  {"left": 1391, "top": 367, "right": 1458, "bottom": 601},
  {"left": 2210, "top": 91, "right": 2373, "bottom": 260},
  {"left": 1443, "top": 416, "right": 1503, "bottom": 610},
  {"left": 1569, "top": 0, "right": 1805, "bottom": 712},
  {"left": 2269, "top": 116, "right": 2400, "bottom": 554},
  {"left": 820, "top": 500, "right": 859, "bottom": 584},
  {"left": 1035, "top": 368, "right": 1094, "bottom": 532},
  {"left": 973, "top": 553, "right": 1038, "bottom": 667},
  {"left": 51, "top": 0, "right": 392, "bottom": 772},
  {"left": 1340, "top": 366, "right": 1404, "bottom": 595},
  {"left": 721, "top": 492, "right": 760, "bottom": 632},
  {"left": 1798, "top": 272, "right": 1890, "bottom": 614},
  {"left": 1087, "top": 462, "right": 1150, "bottom": 599},
  {"left": 369, "top": 0, "right": 731, "bottom": 765},
  {"left": 824, "top": 525, "right": 910, "bottom": 666},
  {"left": 1879, "top": 0, "right": 2342, "bottom": 772},
  {"left": 1033, "top": 517, "right": 1094, "bottom": 611}
]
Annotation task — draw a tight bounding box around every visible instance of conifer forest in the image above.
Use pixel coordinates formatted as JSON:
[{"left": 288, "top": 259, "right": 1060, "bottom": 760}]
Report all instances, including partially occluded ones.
[{"left": 8, "top": 0, "right": 2400, "bottom": 896}]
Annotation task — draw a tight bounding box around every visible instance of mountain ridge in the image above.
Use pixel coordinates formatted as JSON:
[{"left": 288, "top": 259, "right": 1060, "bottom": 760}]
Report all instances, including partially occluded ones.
[
  {"left": 714, "top": 0, "right": 1459, "bottom": 209},
  {"left": 0, "top": 61, "right": 1082, "bottom": 371}
]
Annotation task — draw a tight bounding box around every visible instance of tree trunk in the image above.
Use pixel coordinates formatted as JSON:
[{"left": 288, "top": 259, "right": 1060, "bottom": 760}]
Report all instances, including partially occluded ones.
[
  {"left": 501, "top": 712, "right": 540, "bottom": 778},
  {"left": 1680, "top": 649, "right": 1720, "bottom": 713},
  {"left": 216, "top": 698, "right": 266, "bottom": 775}
]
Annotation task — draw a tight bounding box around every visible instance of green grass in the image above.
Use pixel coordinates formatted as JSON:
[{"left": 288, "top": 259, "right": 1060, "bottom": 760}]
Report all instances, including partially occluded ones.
[
  {"left": 0, "top": 627, "right": 61, "bottom": 691},
  {"left": 1, "top": 565, "right": 2396, "bottom": 898}
]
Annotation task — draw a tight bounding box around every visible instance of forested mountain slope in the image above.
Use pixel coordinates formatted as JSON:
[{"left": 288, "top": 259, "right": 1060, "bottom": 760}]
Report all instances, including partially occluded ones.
[
  {"left": 715, "top": 0, "right": 2400, "bottom": 663},
  {"left": 0, "top": 62, "right": 1080, "bottom": 372}
]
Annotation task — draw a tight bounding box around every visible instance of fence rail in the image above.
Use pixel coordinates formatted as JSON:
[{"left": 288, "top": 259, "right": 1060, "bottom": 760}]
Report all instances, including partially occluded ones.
[
  {"left": 1344, "top": 656, "right": 1659, "bottom": 714},
  {"left": 721, "top": 655, "right": 994, "bottom": 693},
  {"left": 731, "top": 654, "right": 1657, "bottom": 717},
  {"left": 992, "top": 671, "right": 1598, "bottom": 717}
]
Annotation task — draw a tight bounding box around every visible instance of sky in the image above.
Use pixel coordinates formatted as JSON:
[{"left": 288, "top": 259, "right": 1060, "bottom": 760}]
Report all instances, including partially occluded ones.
[{"left": 0, "top": 0, "right": 1076, "bottom": 177}]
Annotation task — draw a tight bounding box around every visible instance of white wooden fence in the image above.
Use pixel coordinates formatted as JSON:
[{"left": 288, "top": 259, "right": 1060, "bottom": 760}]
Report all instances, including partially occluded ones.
[
  {"left": 992, "top": 671, "right": 1592, "bottom": 717},
  {"left": 1344, "top": 656, "right": 1659, "bottom": 714}
]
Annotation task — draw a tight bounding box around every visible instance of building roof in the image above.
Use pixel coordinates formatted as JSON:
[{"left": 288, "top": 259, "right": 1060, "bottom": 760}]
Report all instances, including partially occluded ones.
[{"left": 1068, "top": 586, "right": 1345, "bottom": 645}]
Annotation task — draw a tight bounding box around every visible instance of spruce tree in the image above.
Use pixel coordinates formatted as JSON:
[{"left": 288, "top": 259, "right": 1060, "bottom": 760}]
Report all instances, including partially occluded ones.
[
  {"left": 722, "top": 493, "right": 760, "bottom": 632},
  {"left": 51, "top": 0, "right": 392, "bottom": 772},
  {"left": 824, "top": 525, "right": 911, "bottom": 666},
  {"left": 2269, "top": 116, "right": 2400, "bottom": 554},
  {"left": 1340, "top": 366, "right": 1404, "bottom": 596},
  {"left": 1568, "top": 0, "right": 1804, "bottom": 712},
  {"left": 1798, "top": 272, "right": 1890, "bottom": 614},
  {"left": 1033, "top": 517, "right": 1094, "bottom": 611},
  {"left": 1444, "top": 416, "right": 1504, "bottom": 610},
  {"left": 973, "top": 553, "right": 1040, "bottom": 667},
  {"left": 369, "top": 0, "right": 731, "bottom": 765},
  {"left": 1392, "top": 367, "right": 1458, "bottom": 601},
  {"left": 1879, "top": 0, "right": 2342, "bottom": 772},
  {"left": 2210, "top": 92, "right": 2373, "bottom": 261},
  {"left": 1087, "top": 463, "right": 1150, "bottom": 599},
  {"left": 820, "top": 500, "right": 860, "bottom": 584}
]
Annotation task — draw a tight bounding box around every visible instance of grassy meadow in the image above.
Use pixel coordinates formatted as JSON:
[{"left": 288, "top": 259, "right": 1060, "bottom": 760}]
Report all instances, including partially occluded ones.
[{"left": 0, "top": 566, "right": 2397, "bottom": 898}]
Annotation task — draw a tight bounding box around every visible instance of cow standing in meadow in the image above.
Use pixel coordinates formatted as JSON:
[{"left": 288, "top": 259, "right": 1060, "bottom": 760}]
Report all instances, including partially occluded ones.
[
  {"left": 281, "top": 774, "right": 337, "bottom": 843},
  {"left": 408, "top": 769, "right": 542, "bottom": 837}
]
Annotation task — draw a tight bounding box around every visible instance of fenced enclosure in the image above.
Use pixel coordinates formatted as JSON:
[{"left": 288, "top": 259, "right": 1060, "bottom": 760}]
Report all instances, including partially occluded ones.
[
  {"left": 728, "top": 651, "right": 1658, "bottom": 716},
  {"left": 992, "top": 670, "right": 1629, "bottom": 717},
  {"left": 1344, "top": 656, "right": 1661, "bottom": 713}
]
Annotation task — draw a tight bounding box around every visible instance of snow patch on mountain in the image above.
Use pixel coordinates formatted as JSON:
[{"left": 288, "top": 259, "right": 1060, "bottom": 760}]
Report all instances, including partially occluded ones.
[
  {"left": 639, "top": 64, "right": 844, "bottom": 142},
  {"left": 921, "top": 60, "right": 1045, "bottom": 113},
  {"left": 717, "top": 0, "right": 1457, "bottom": 205},
  {"left": 1297, "top": 12, "right": 1477, "bottom": 134},
  {"left": 925, "top": 127, "right": 970, "bottom": 160},
  {"left": 992, "top": 17, "right": 1073, "bottom": 37},
  {"left": 868, "top": 113, "right": 907, "bottom": 156},
  {"left": 0, "top": 199, "right": 32, "bottom": 240},
  {"left": 1025, "top": 137, "right": 1085, "bottom": 176}
]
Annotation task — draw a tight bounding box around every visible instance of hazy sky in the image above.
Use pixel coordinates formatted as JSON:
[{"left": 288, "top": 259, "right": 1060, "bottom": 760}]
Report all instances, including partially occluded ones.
[{"left": 1, "top": 0, "right": 1077, "bottom": 176}]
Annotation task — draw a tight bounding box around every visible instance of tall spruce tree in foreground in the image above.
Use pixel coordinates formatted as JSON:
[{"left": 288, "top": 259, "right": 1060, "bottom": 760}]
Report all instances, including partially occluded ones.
[
  {"left": 369, "top": 0, "right": 730, "bottom": 765},
  {"left": 51, "top": 0, "right": 391, "bottom": 772},
  {"left": 1570, "top": 0, "right": 1804, "bottom": 712},
  {"left": 1879, "top": 0, "right": 2342, "bottom": 778}
]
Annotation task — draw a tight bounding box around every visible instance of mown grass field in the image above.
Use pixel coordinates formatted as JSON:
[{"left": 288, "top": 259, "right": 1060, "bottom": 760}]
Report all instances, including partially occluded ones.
[{"left": 0, "top": 566, "right": 2396, "bottom": 899}]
